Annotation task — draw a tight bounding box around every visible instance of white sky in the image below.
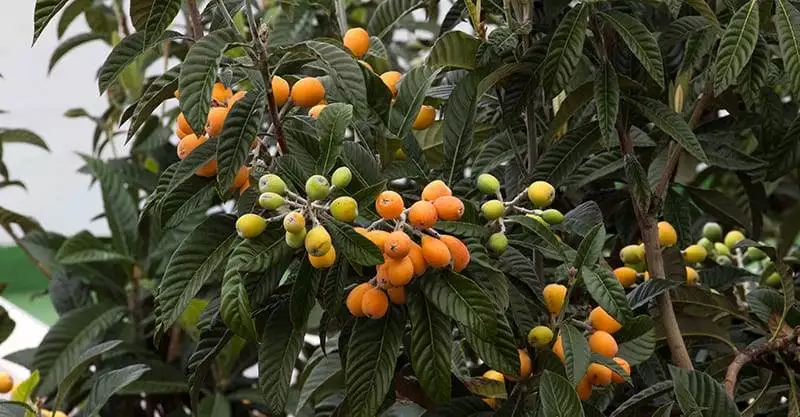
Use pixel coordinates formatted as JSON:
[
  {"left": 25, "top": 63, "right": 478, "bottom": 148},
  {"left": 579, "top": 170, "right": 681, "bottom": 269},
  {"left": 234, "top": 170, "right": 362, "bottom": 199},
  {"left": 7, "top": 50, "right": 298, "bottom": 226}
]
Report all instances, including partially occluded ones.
[{"left": 1, "top": 2, "right": 111, "bottom": 243}]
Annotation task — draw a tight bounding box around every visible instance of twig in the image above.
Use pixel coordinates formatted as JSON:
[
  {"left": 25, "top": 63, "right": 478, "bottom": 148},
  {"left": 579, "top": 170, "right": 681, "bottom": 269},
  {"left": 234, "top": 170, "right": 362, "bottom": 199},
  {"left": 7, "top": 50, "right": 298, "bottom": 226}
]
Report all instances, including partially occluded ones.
[
  {"left": 113, "top": 0, "right": 131, "bottom": 36},
  {"left": 166, "top": 325, "right": 182, "bottom": 362},
  {"left": 724, "top": 329, "right": 797, "bottom": 399},
  {"left": 617, "top": 122, "right": 694, "bottom": 370},
  {"left": 186, "top": 0, "right": 205, "bottom": 39},
  {"left": 244, "top": 4, "right": 288, "bottom": 154},
  {"left": 525, "top": 102, "right": 538, "bottom": 176},
  {"left": 1, "top": 224, "right": 51, "bottom": 280},
  {"left": 128, "top": 264, "right": 142, "bottom": 341}
]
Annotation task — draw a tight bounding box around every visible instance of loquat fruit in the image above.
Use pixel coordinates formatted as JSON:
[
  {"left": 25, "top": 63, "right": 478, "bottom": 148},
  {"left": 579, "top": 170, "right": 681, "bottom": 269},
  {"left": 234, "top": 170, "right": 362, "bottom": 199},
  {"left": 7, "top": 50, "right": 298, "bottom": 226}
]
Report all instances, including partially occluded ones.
[
  {"left": 543, "top": 283, "right": 567, "bottom": 315},
  {"left": 527, "top": 181, "right": 555, "bottom": 208},
  {"left": 283, "top": 211, "right": 306, "bottom": 233},
  {"left": 343, "top": 27, "right": 370, "bottom": 58},
  {"left": 232, "top": 166, "right": 250, "bottom": 190},
  {"left": 553, "top": 336, "right": 565, "bottom": 361},
  {"left": 685, "top": 266, "right": 699, "bottom": 284},
  {"left": 657, "top": 221, "right": 678, "bottom": 247},
  {"left": 540, "top": 208, "right": 564, "bottom": 225},
  {"left": 611, "top": 357, "right": 630, "bottom": 383},
  {"left": 432, "top": 196, "right": 464, "bottom": 221},
  {"left": 330, "top": 196, "right": 359, "bottom": 223},
  {"left": 205, "top": 106, "right": 229, "bottom": 137},
  {"left": 285, "top": 228, "right": 307, "bottom": 249},
  {"left": 384, "top": 255, "right": 414, "bottom": 286},
  {"left": 347, "top": 282, "right": 373, "bottom": 317},
  {"left": 212, "top": 82, "right": 233, "bottom": 103},
  {"left": 587, "top": 363, "right": 612, "bottom": 386},
  {"left": 488, "top": 232, "right": 508, "bottom": 254},
  {"left": 588, "top": 306, "right": 621, "bottom": 334},
  {"left": 527, "top": 325, "right": 554, "bottom": 348},
  {"left": 291, "top": 77, "right": 326, "bottom": 108},
  {"left": 305, "top": 174, "right": 331, "bottom": 201},
  {"left": 366, "top": 230, "right": 390, "bottom": 250},
  {"left": 309, "top": 246, "right": 336, "bottom": 269},
  {"left": 177, "top": 133, "right": 206, "bottom": 160},
  {"left": 407, "top": 242, "right": 428, "bottom": 276},
  {"left": 272, "top": 76, "right": 290, "bottom": 106},
  {"left": 476, "top": 173, "right": 500, "bottom": 194},
  {"left": 177, "top": 112, "right": 192, "bottom": 134},
  {"left": 196, "top": 159, "right": 218, "bottom": 177},
  {"left": 379, "top": 71, "right": 402, "bottom": 96},
  {"left": 481, "top": 200, "right": 505, "bottom": 220},
  {"left": 724, "top": 230, "right": 746, "bottom": 249},
  {"left": 576, "top": 375, "right": 593, "bottom": 400},
  {"left": 375, "top": 190, "right": 405, "bottom": 219},
  {"left": 408, "top": 200, "right": 438, "bottom": 229},
  {"left": 588, "top": 330, "right": 618, "bottom": 358},
  {"left": 683, "top": 244, "right": 707, "bottom": 263},
  {"left": 309, "top": 104, "right": 326, "bottom": 119},
  {"left": 619, "top": 244, "right": 645, "bottom": 264},
  {"left": 331, "top": 166, "right": 353, "bottom": 188},
  {"left": 440, "top": 235, "right": 470, "bottom": 272},
  {"left": 421, "top": 235, "right": 451, "bottom": 268},
  {"left": 421, "top": 180, "right": 452, "bottom": 201},
  {"left": 0, "top": 372, "right": 12, "bottom": 393},
  {"left": 387, "top": 286, "right": 407, "bottom": 304},
  {"left": 412, "top": 105, "right": 436, "bottom": 130},
  {"left": 236, "top": 214, "right": 267, "bottom": 239},
  {"left": 384, "top": 231, "right": 412, "bottom": 259},
  {"left": 305, "top": 225, "right": 333, "bottom": 257},
  {"left": 362, "top": 287, "right": 389, "bottom": 319},
  {"left": 259, "top": 173, "right": 287, "bottom": 195},
  {"left": 259, "top": 192, "right": 285, "bottom": 210},
  {"left": 702, "top": 221, "right": 723, "bottom": 242},
  {"left": 613, "top": 266, "right": 638, "bottom": 288}
]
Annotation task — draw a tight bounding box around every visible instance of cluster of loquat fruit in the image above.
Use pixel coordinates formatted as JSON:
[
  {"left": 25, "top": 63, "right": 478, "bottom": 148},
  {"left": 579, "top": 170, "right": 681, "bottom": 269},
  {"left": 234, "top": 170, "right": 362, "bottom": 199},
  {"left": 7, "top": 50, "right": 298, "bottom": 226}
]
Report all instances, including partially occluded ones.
[
  {"left": 346, "top": 180, "right": 471, "bottom": 320},
  {"left": 543, "top": 284, "right": 631, "bottom": 400},
  {"left": 236, "top": 166, "right": 358, "bottom": 269},
  {"left": 475, "top": 173, "right": 564, "bottom": 254},
  {"left": 339, "top": 27, "right": 435, "bottom": 130}
]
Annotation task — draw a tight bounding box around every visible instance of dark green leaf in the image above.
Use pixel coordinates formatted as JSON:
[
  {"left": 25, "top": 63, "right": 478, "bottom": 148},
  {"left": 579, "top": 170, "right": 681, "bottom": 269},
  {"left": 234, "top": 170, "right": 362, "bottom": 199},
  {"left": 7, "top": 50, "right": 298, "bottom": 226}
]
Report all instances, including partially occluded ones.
[
  {"left": 669, "top": 365, "right": 740, "bottom": 417},
  {"left": 624, "top": 154, "right": 651, "bottom": 214},
  {"left": 598, "top": 10, "right": 665, "bottom": 87},
  {"left": 124, "top": 66, "right": 180, "bottom": 143},
  {"left": 389, "top": 66, "right": 440, "bottom": 140},
  {"left": 594, "top": 60, "right": 619, "bottom": 144},
  {"left": 368, "top": 0, "right": 425, "bottom": 38},
  {"left": 304, "top": 40, "right": 370, "bottom": 119},
  {"left": 583, "top": 267, "right": 631, "bottom": 324},
  {"left": 541, "top": 3, "right": 589, "bottom": 95},
  {"left": 0, "top": 129, "right": 49, "bottom": 150},
  {"left": 217, "top": 90, "right": 264, "bottom": 190},
  {"left": 774, "top": 0, "right": 800, "bottom": 97},
  {"left": 84, "top": 364, "right": 150, "bottom": 416},
  {"left": 533, "top": 122, "right": 600, "bottom": 188},
  {"left": 573, "top": 224, "right": 605, "bottom": 281},
  {"left": 408, "top": 294, "right": 451, "bottom": 404},
  {"left": 443, "top": 70, "right": 484, "bottom": 185},
  {"left": 33, "top": 0, "right": 72, "bottom": 45},
  {"left": 49, "top": 33, "right": 107, "bottom": 73},
  {"left": 507, "top": 215, "right": 570, "bottom": 261},
  {"left": 130, "top": 0, "right": 181, "bottom": 37},
  {"left": 345, "top": 309, "right": 404, "bottom": 417},
  {"left": 324, "top": 217, "right": 383, "bottom": 266},
  {"left": 53, "top": 340, "right": 122, "bottom": 411},
  {"left": 540, "top": 370, "right": 585, "bottom": 417},
  {"left": 608, "top": 380, "right": 674, "bottom": 417},
  {"left": 626, "top": 279, "right": 680, "bottom": 310},
  {"left": 624, "top": 97, "right": 708, "bottom": 163},
  {"left": 427, "top": 31, "right": 480, "bottom": 70},
  {"left": 259, "top": 301, "right": 306, "bottom": 414},
  {"left": 686, "top": 187, "right": 749, "bottom": 232},
  {"left": 419, "top": 270, "right": 497, "bottom": 338},
  {"left": 179, "top": 28, "right": 240, "bottom": 132},
  {"left": 317, "top": 103, "right": 353, "bottom": 174},
  {"left": 98, "top": 30, "right": 181, "bottom": 93},
  {"left": 460, "top": 314, "right": 520, "bottom": 376},
  {"left": 198, "top": 393, "right": 231, "bottom": 417},
  {"left": 560, "top": 324, "right": 590, "bottom": 386},
  {"left": 422, "top": 397, "right": 492, "bottom": 416},
  {"left": 713, "top": 0, "right": 760, "bottom": 94}
]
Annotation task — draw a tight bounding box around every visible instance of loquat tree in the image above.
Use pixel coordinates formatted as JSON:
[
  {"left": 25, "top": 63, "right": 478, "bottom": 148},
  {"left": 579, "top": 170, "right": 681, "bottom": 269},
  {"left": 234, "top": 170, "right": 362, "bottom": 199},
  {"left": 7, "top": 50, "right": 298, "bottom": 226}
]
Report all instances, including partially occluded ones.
[{"left": 0, "top": 0, "right": 799, "bottom": 416}]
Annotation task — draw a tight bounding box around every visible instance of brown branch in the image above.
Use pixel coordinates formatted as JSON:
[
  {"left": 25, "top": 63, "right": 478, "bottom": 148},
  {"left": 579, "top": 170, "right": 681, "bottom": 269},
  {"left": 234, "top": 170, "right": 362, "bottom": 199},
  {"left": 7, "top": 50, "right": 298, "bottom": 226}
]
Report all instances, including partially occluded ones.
[
  {"left": 128, "top": 264, "right": 142, "bottom": 340},
  {"left": 186, "top": 0, "right": 205, "bottom": 39},
  {"left": 166, "top": 325, "right": 182, "bottom": 362},
  {"left": 114, "top": 0, "right": 131, "bottom": 36},
  {"left": 653, "top": 88, "right": 714, "bottom": 200},
  {"left": 724, "top": 329, "right": 798, "bottom": 399},
  {"left": 244, "top": 4, "right": 288, "bottom": 154},
  {"left": 2, "top": 224, "right": 51, "bottom": 281},
  {"left": 617, "top": 123, "right": 694, "bottom": 370}
]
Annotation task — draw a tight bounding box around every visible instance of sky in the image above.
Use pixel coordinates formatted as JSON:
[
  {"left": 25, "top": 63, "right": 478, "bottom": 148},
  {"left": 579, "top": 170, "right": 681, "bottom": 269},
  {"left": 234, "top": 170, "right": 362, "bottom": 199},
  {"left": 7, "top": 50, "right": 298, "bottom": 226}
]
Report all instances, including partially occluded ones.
[{"left": 0, "top": 2, "right": 112, "bottom": 244}]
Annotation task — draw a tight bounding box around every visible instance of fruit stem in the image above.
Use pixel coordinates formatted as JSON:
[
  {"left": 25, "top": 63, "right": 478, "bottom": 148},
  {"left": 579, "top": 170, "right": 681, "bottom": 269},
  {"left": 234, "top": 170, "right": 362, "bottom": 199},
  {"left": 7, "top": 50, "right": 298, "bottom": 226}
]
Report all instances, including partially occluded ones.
[
  {"left": 286, "top": 190, "right": 308, "bottom": 204},
  {"left": 570, "top": 318, "right": 593, "bottom": 333},
  {"left": 505, "top": 189, "right": 528, "bottom": 207},
  {"left": 510, "top": 205, "right": 535, "bottom": 215}
]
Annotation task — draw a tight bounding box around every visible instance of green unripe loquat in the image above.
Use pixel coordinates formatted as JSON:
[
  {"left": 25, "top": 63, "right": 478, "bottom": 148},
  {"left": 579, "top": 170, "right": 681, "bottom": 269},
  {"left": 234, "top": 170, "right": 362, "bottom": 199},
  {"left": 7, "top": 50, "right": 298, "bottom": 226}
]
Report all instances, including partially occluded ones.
[
  {"left": 330, "top": 196, "right": 359, "bottom": 222},
  {"left": 697, "top": 237, "right": 714, "bottom": 253},
  {"left": 765, "top": 272, "right": 781, "bottom": 288},
  {"left": 481, "top": 200, "right": 505, "bottom": 220},
  {"left": 283, "top": 211, "right": 306, "bottom": 233},
  {"left": 724, "top": 230, "right": 746, "bottom": 249},
  {"left": 259, "top": 174, "right": 287, "bottom": 195},
  {"left": 259, "top": 192, "right": 285, "bottom": 210},
  {"left": 476, "top": 173, "right": 501, "bottom": 195},
  {"left": 683, "top": 244, "right": 708, "bottom": 264},
  {"left": 714, "top": 242, "right": 730, "bottom": 256},
  {"left": 619, "top": 244, "right": 645, "bottom": 264},
  {"left": 331, "top": 167, "right": 353, "bottom": 188},
  {"left": 716, "top": 255, "right": 732, "bottom": 265},
  {"left": 305, "top": 175, "right": 331, "bottom": 201},
  {"left": 541, "top": 209, "right": 564, "bottom": 225},
  {"left": 702, "top": 222, "right": 723, "bottom": 242},
  {"left": 527, "top": 325, "right": 554, "bottom": 348},
  {"left": 488, "top": 232, "right": 508, "bottom": 254},
  {"left": 745, "top": 246, "right": 767, "bottom": 261},
  {"left": 285, "top": 228, "right": 307, "bottom": 248}
]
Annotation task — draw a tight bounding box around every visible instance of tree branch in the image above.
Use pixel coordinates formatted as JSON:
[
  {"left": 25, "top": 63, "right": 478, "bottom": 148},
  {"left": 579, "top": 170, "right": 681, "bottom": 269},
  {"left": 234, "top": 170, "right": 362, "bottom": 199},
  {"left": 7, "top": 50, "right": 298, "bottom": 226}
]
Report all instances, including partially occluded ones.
[
  {"left": 244, "top": 4, "right": 287, "bottom": 154},
  {"left": 617, "top": 122, "right": 694, "bottom": 370},
  {"left": 186, "top": 0, "right": 205, "bottom": 39},
  {"left": 724, "top": 329, "right": 798, "bottom": 399},
  {"left": 2, "top": 224, "right": 51, "bottom": 281}
]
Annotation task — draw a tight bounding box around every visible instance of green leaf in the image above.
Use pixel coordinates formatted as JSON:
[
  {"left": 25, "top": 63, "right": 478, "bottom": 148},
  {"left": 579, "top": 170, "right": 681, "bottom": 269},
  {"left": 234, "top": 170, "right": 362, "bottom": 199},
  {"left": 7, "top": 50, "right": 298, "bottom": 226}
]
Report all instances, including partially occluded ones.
[
  {"left": 33, "top": 304, "right": 126, "bottom": 395},
  {"left": 54, "top": 230, "right": 133, "bottom": 266},
  {"left": 624, "top": 97, "right": 708, "bottom": 163},
  {"left": 0, "top": 129, "right": 49, "bottom": 150},
  {"left": 324, "top": 217, "right": 383, "bottom": 266},
  {"left": 422, "top": 397, "right": 491, "bottom": 416},
  {"left": 389, "top": 66, "right": 441, "bottom": 140},
  {"left": 626, "top": 279, "right": 680, "bottom": 310},
  {"left": 124, "top": 66, "right": 180, "bottom": 143},
  {"left": 443, "top": 70, "right": 484, "bottom": 185},
  {"left": 669, "top": 365, "right": 740, "bottom": 417},
  {"left": 560, "top": 324, "right": 590, "bottom": 386},
  {"left": 573, "top": 224, "right": 605, "bottom": 282},
  {"left": 608, "top": 380, "right": 674, "bottom": 417},
  {"left": 289, "top": 259, "right": 319, "bottom": 330},
  {"left": 774, "top": 0, "right": 800, "bottom": 97},
  {"left": 98, "top": 30, "right": 181, "bottom": 93},
  {"left": 49, "top": 33, "right": 107, "bottom": 73},
  {"left": 685, "top": 187, "right": 749, "bottom": 232},
  {"left": 547, "top": 81, "right": 593, "bottom": 138},
  {"left": 616, "top": 317, "right": 656, "bottom": 366},
  {"left": 258, "top": 301, "right": 307, "bottom": 415},
  {"left": 533, "top": 122, "right": 600, "bottom": 188},
  {"left": 53, "top": 340, "right": 121, "bottom": 411},
  {"left": 187, "top": 314, "right": 233, "bottom": 402},
  {"left": 296, "top": 354, "right": 343, "bottom": 413},
  {"left": 433, "top": 221, "right": 486, "bottom": 238},
  {"left": 222, "top": 236, "right": 294, "bottom": 339},
  {"left": 304, "top": 40, "right": 370, "bottom": 119},
  {"left": 408, "top": 294, "right": 452, "bottom": 404},
  {"left": 0, "top": 206, "right": 41, "bottom": 233},
  {"left": 317, "top": 103, "right": 353, "bottom": 174},
  {"left": 539, "top": 370, "right": 585, "bottom": 417},
  {"left": 624, "top": 154, "right": 652, "bottom": 214},
  {"left": 713, "top": 0, "right": 760, "bottom": 94},
  {"left": 217, "top": 90, "right": 264, "bottom": 190},
  {"left": 460, "top": 314, "right": 520, "bottom": 376},
  {"left": 84, "top": 364, "right": 150, "bottom": 416},
  {"left": 345, "top": 308, "right": 404, "bottom": 417},
  {"left": 368, "top": 0, "right": 425, "bottom": 38},
  {"left": 419, "top": 270, "right": 497, "bottom": 338},
  {"left": 582, "top": 267, "right": 631, "bottom": 324},
  {"left": 10, "top": 370, "right": 39, "bottom": 403},
  {"left": 198, "top": 393, "right": 231, "bottom": 417},
  {"left": 737, "top": 37, "right": 769, "bottom": 110},
  {"left": 33, "top": 0, "right": 72, "bottom": 45},
  {"left": 57, "top": 0, "right": 91, "bottom": 38},
  {"left": 594, "top": 60, "right": 619, "bottom": 145},
  {"left": 540, "top": 3, "right": 589, "bottom": 95},
  {"left": 427, "top": 31, "right": 480, "bottom": 70},
  {"left": 156, "top": 215, "right": 237, "bottom": 333},
  {"left": 130, "top": 0, "right": 181, "bottom": 37},
  {"left": 598, "top": 10, "right": 665, "bottom": 87},
  {"left": 506, "top": 215, "right": 570, "bottom": 261},
  {"left": 685, "top": 0, "right": 721, "bottom": 28},
  {"left": 80, "top": 155, "right": 139, "bottom": 256},
  {"left": 179, "top": 28, "right": 240, "bottom": 132}
]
